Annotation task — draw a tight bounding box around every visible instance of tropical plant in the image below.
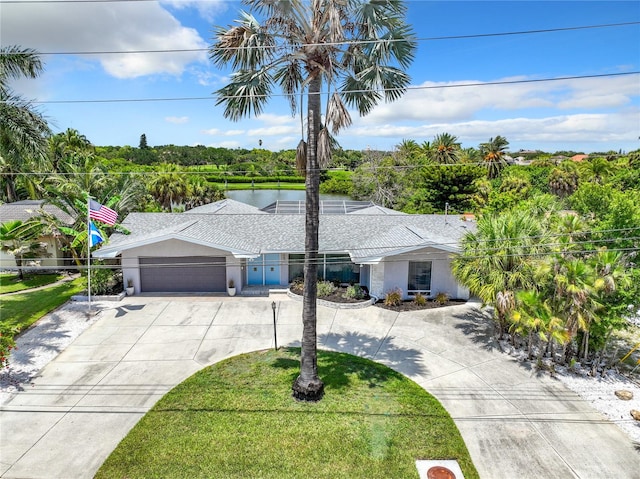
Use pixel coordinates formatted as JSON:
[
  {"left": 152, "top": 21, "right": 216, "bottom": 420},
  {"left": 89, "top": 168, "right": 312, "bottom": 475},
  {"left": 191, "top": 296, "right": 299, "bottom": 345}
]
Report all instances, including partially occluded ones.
[
  {"left": 433, "top": 292, "right": 449, "bottom": 305},
  {"left": 479, "top": 136, "right": 509, "bottom": 179},
  {"left": 0, "top": 219, "right": 47, "bottom": 280},
  {"left": 413, "top": 292, "right": 427, "bottom": 306},
  {"left": 548, "top": 161, "right": 579, "bottom": 198},
  {"left": 384, "top": 288, "right": 402, "bottom": 306},
  {"left": 210, "top": 0, "right": 416, "bottom": 401},
  {"left": 431, "top": 132, "right": 460, "bottom": 164},
  {"left": 49, "top": 128, "right": 94, "bottom": 172},
  {"left": 0, "top": 46, "right": 51, "bottom": 202},
  {"left": 452, "top": 210, "right": 547, "bottom": 338},
  {"left": 146, "top": 164, "right": 190, "bottom": 211},
  {"left": 579, "top": 156, "right": 615, "bottom": 185}
]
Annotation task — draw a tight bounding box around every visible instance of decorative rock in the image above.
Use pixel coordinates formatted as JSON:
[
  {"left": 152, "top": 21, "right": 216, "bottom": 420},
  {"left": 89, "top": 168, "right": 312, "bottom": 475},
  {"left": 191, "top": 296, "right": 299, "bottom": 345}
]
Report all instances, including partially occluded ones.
[
  {"left": 614, "top": 390, "right": 634, "bottom": 401},
  {"left": 631, "top": 410, "right": 640, "bottom": 421}
]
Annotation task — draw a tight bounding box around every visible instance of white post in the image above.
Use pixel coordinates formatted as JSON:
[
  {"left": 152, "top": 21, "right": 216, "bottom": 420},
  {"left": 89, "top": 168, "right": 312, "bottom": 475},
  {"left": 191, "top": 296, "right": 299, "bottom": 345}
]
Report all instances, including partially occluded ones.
[{"left": 87, "top": 195, "right": 91, "bottom": 315}]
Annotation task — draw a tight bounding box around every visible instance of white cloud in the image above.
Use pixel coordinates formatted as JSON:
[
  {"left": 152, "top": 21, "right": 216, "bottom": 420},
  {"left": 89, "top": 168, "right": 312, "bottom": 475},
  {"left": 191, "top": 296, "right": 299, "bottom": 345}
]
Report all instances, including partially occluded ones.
[
  {"left": 346, "top": 109, "right": 639, "bottom": 147},
  {"left": 1, "top": 0, "right": 207, "bottom": 79},
  {"left": 160, "top": 0, "right": 228, "bottom": 22},
  {"left": 201, "top": 128, "right": 246, "bottom": 136},
  {"left": 255, "top": 113, "right": 299, "bottom": 126},
  {"left": 165, "top": 116, "right": 189, "bottom": 124},
  {"left": 360, "top": 74, "right": 640, "bottom": 125},
  {"left": 247, "top": 126, "right": 299, "bottom": 137},
  {"left": 207, "top": 140, "right": 242, "bottom": 148}
]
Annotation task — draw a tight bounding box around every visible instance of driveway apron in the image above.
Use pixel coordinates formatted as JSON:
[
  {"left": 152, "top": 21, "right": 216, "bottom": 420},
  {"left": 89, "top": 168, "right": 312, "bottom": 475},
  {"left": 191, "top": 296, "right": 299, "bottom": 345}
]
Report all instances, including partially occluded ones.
[{"left": 1, "top": 297, "right": 639, "bottom": 478}]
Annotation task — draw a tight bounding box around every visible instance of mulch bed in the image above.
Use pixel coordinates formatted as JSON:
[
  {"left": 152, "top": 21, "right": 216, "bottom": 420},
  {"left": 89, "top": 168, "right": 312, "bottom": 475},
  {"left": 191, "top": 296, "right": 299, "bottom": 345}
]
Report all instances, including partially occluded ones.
[
  {"left": 289, "top": 283, "right": 466, "bottom": 310},
  {"left": 375, "top": 299, "right": 467, "bottom": 312},
  {"left": 289, "top": 284, "right": 371, "bottom": 304}
]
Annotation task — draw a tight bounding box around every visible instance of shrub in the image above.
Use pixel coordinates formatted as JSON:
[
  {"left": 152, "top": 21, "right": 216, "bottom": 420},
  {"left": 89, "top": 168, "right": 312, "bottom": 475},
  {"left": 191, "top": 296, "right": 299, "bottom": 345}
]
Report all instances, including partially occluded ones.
[
  {"left": 317, "top": 280, "right": 337, "bottom": 298},
  {"left": 434, "top": 292, "right": 449, "bottom": 305},
  {"left": 413, "top": 293, "right": 427, "bottom": 306},
  {"left": 342, "top": 284, "right": 365, "bottom": 300},
  {"left": 0, "top": 325, "right": 18, "bottom": 369},
  {"left": 86, "top": 261, "right": 117, "bottom": 295},
  {"left": 384, "top": 288, "right": 402, "bottom": 307}
]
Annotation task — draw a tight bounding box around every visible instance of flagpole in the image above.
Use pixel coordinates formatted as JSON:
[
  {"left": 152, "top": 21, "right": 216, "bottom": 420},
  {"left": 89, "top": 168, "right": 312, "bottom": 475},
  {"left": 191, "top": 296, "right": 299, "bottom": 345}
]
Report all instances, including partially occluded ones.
[{"left": 87, "top": 195, "right": 92, "bottom": 316}]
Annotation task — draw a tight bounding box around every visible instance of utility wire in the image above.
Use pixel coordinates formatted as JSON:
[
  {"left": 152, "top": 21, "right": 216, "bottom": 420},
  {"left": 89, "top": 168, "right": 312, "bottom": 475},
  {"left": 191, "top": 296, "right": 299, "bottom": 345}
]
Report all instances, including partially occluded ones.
[
  {"left": 1, "top": 22, "right": 635, "bottom": 56},
  {"left": 21, "top": 71, "right": 639, "bottom": 105}
]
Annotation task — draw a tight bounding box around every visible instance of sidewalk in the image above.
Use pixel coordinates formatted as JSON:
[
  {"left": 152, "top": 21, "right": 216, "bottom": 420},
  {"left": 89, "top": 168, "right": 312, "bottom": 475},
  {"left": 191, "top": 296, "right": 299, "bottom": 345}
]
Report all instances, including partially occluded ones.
[{"left": 1, "top": 297, "right": 639, "bottom": 478}]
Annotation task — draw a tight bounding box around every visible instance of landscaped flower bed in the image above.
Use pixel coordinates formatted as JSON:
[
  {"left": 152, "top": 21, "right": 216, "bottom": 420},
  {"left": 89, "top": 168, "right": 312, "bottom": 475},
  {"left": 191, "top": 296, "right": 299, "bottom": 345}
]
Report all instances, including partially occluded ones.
[
  {"left": 375, "top": 298, "right": 467, "bottom": 312},
  {"left": 289, "top": 280, "right": 371, "bottom": 305}
]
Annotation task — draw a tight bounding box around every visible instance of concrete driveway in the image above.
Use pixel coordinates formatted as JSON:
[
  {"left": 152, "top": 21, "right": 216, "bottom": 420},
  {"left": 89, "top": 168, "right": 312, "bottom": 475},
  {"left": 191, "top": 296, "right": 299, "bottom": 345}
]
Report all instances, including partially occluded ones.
[{"left": 1, "top": 296, "right": 639, "bottom": 478}]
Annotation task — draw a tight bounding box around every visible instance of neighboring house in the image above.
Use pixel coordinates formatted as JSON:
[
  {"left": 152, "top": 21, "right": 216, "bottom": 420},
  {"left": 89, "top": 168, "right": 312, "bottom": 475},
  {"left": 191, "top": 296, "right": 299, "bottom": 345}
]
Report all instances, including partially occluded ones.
[
  {"left": 570, "top": 154, "right": 589, "bottom": 162},
  {"left": 93, "top": 199, "right": 474, "bottom": 300},
  {"left": 0, "top": 200, "right": 75, "bottom": 270}
]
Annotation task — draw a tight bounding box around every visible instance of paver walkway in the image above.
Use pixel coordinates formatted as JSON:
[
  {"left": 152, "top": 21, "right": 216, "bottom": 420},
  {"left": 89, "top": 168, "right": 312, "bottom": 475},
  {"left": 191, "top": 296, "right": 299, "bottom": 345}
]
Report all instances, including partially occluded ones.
[{"left": 1, "top": 297, "right": 639, "bottom": 478}]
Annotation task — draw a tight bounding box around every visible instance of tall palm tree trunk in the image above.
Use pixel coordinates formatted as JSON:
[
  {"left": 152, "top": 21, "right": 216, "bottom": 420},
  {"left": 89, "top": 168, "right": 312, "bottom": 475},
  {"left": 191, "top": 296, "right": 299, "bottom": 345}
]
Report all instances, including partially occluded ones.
[{"left": 292, "top": 75, "right": 325, "bottom": 401}]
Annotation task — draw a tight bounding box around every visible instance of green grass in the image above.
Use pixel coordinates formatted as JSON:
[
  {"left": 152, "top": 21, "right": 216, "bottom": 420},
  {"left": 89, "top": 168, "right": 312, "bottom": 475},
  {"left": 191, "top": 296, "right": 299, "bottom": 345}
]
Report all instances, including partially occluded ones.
[
  {"left": 0, "top": 278, "right": 84, "bottom": 333},
  {"left": 213, "top": 182, "right": 307, "bottom": 191},
  {"left": 0, "top": 273, "right": 63, "bottom": 294},
  {"left": 96, "top": 348, "right": 479, "bottom": 479}
]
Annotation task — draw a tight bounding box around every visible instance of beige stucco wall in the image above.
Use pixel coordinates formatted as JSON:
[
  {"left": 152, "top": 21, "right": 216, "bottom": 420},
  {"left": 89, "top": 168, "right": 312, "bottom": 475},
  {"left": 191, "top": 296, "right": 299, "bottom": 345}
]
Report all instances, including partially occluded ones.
[{"left": 0, "top": 235, "right": 66, "bottom": 270}]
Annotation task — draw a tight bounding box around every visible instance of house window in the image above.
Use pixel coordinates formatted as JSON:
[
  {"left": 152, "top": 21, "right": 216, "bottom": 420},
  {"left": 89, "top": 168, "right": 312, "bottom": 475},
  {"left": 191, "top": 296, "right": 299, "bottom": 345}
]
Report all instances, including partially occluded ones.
[
  {"left": 288, "top": 254, "right": 305, "bottom": 281},
  {"left": 288, "top": 254, "right": 360, "bottom": 284},
  {"left": 324, "top": 254, "right": 359, "bottom": 283},
  {"left": 408, "top": 261, "right": 431, "bottom": 294}
]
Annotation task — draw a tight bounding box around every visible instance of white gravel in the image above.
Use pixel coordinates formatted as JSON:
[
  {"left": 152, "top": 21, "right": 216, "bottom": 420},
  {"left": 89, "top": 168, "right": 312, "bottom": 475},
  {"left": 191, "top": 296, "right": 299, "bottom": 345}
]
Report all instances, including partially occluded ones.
[
  {"left": 2, "top": 301, "right": 640, "bottom": 445},
  {"left": 499, "top": 340, "right": 640, "bottom": 445},
  {"left": 555, "top": 367, "right": 640, "bottom": 444}
]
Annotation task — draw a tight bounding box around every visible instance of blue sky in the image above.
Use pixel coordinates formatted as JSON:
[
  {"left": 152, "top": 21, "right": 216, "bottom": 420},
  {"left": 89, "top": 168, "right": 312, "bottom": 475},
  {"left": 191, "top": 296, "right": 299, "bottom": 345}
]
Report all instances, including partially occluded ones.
[{"left": 2, "top": 0, "right": 639, "bottom": 153}]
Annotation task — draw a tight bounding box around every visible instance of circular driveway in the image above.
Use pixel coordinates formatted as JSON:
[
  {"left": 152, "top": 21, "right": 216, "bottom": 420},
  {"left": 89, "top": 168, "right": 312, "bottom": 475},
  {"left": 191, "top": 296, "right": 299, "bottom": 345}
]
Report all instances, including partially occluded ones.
[{"left": 1, "top": 296, "right": 639, "bottom": 478}]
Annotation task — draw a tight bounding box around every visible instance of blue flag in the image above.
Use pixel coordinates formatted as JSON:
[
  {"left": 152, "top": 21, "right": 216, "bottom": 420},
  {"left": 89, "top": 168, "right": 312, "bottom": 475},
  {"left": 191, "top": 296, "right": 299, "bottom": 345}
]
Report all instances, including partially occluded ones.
[{"left": 89, "top": 221, "right": 104, "bottom": 248}]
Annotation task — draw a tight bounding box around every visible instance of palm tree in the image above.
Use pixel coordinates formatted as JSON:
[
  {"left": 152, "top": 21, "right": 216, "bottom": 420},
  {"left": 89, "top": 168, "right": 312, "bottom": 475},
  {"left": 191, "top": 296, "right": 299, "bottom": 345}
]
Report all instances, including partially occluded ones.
[
  {"left": 49, "top": 128, "right": 94, "bottom": 172},
  {"left": 452, "top": 210, "right": 547, "bottom": 338},
  {"left": 0, "top": 46, "right": 50, "bottom": 202},
  {"left": 479, "top": 135, "right": 509, "bottom": 179},
  {"left": 147, "top": 164, "right": 190, "bottom": 211},
  {"left": 431, "top": 132, "right": 460, "bottom": 164},
  {"left": 548, "top": 161, "right": 579, "bottom": 198},
  {"left": 210, "top": 0, "right": 415, "bottom": 401},
  {"left": 579, "top": 156, "right": 615, "bottom": 185}
]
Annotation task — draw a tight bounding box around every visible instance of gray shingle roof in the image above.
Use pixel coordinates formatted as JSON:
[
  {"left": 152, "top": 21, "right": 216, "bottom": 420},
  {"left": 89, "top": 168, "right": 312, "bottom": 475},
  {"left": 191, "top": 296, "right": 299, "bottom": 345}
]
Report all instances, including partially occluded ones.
[
  {"left": 94, "top": 201, "right": 475, "bottom": 261},
  {"left": 0, "top": 200, "right": 75, "bottom": 225},
  {"left": 187, "top": 199, "right": 265, "bottom": 215}
]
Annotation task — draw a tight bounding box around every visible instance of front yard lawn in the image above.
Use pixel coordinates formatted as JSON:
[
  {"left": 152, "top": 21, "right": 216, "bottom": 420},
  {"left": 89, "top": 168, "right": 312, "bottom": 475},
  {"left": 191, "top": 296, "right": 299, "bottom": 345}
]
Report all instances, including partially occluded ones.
[
  {"left": 96, "top": 348, "right": 479, "bottom": 479},
  {"left": 0, "top": 278, "right": 84, "bottom": 334},
  {"left": 0, "top": 273, "right": 63, "bottom": 294}
]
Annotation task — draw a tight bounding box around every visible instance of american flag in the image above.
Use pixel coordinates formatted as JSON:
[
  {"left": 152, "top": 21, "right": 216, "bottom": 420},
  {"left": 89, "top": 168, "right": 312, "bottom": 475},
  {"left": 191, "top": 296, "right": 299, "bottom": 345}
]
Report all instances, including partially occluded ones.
[{"left": 89, "top": 199, "right": 118, "bottom": 226}]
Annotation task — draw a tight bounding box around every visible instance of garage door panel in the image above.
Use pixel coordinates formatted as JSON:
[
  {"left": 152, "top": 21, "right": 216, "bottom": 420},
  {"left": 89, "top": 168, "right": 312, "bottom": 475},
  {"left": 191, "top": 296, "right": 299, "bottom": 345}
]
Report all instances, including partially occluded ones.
[{"left": 140, "top": 256, "right": 226, "bottom": 292}]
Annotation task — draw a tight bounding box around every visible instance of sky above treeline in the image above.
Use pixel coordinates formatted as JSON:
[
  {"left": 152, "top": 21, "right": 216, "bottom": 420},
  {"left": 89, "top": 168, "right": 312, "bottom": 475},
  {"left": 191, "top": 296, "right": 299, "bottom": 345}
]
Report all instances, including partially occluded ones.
[{"left": 2, "top": 0, "right": 639, "bottom": 153}]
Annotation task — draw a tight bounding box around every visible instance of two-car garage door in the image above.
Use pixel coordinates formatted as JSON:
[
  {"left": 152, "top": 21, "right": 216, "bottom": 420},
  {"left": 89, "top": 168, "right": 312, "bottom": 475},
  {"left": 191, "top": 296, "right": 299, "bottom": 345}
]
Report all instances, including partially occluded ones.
[{"left": 139, "top": 256, "right": 226, "bottom": 292}]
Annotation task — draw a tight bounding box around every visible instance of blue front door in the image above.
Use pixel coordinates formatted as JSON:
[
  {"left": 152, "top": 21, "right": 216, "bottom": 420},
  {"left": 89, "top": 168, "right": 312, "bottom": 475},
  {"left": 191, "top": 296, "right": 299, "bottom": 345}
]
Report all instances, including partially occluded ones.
[
  {"left": 264, "top": 254, "right": 280, "bottom": 285},
  {"left": 247, "top": 254, "right": 281, "bottom": 285}
]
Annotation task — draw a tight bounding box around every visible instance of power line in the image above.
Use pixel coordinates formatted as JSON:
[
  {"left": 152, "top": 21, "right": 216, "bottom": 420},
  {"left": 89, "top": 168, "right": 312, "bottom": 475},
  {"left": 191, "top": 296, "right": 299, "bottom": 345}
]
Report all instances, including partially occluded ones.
[
  {"left": 22, "top": 71, "right": 639, "bottom": 105},
  {"left": 2, "top": 22, "right": 635, "bottom": 56}
]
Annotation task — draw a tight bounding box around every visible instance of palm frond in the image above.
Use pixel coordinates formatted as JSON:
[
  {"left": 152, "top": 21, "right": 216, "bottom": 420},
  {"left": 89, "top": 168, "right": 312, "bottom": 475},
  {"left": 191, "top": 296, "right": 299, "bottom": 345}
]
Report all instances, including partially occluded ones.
[
  {"left": 317, "top": 128, "right": 332, "bottom": 169},
  {"left": 215, "top": 68, "right": 274, "bottom": 121},
  {"left": 295, "top": 139, "right": 307, "bottom": 176},
  {"left": 325, "top": 92, "right": 352, "bottom": 134}
]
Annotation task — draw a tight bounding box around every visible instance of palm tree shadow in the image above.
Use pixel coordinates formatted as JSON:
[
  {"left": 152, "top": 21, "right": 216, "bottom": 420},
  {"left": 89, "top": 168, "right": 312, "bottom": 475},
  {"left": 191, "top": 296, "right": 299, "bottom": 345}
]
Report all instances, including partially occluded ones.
[
  {"left": 451, "top": 306, "right": 499, "bottom": 352},
  {"left": 318, "top": 331, "right": 428, "bottom": 390}
]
